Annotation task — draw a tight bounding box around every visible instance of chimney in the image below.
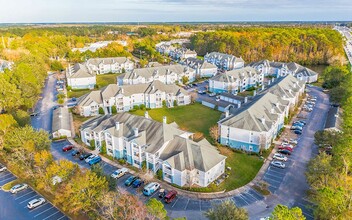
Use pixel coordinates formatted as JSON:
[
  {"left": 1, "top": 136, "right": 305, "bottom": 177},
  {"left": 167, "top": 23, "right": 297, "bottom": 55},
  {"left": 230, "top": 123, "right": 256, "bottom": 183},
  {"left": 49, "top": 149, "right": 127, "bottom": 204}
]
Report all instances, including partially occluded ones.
[
  {"left": 133, "top": 128, "right": 139, "bottom": 137},
  {"left": 260, "top": 116, "right": 266, "bottom": 124},
  {"left": 115, "top": 122, "right": 120, "bottom": 130},
  {"left": 144, "top": 111, "right": 149, "bottom": 119},
  {"left": 152, "top": 85, "right": 155, "bottom": 90},
  {"left": 225, "top": 110, "right": 229, "bottom": 118},
  {"left": 244, "top": 96, "right": 248, "bottom": 103},
  {"left": 163, "top": 116, "right": 167, "bottom": 124}
]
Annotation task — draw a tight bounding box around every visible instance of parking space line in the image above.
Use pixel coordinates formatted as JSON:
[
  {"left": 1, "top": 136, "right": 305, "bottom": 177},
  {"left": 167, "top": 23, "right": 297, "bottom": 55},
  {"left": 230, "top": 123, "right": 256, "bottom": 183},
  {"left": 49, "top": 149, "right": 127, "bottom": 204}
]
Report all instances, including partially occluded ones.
[
  {"left": 267, "top": 168, "right": 286, "bottom": 175},
  {"left": 199, "top": 200, "right": 201, "bottom": 211},
  {"left": 302, "top": 211, "right": 314, "bottom": 219},
  {"left": 14, "top": 191, "right": 35, "bottom": 200},
  {"left": 42, "top": 210, "right": 60, "bottom": 220},
  {"left": 245, "top": 191, "right": 258, "bottom": 201},
  {"left": 20, "top": 195, "right": 38, "bottom": 204},
  {"left": 238, "top": 194, "right": 249, "bottom": 205},
  {"left": 250, "top": 188, "right": 264, "bottom": 198},
  {"left": 56, "top": 215, "right": 66, "bottom": 220},
  {"left": 263, "top": 177, "right": 281, "bottom": 185},
  {"left": 264, "top": 172, "right": 283, "bottom": 181},
  {"left": 29, "top": 202, "right": 51, "bottom": 212},
  {"left": 0, "top": 173, "right": 13, "bottom": 179},
  {"left": 0, "top": 176, "right": 16, "bottom": 183},
  {"left": 184, "top": 198, "right": 190, "bottom": 210},
  {"left": 34, "top": 205, "right": 55, "bottom": 217},
  {"left": 171, "top": 197, "right": 179, "bottom": 208}
]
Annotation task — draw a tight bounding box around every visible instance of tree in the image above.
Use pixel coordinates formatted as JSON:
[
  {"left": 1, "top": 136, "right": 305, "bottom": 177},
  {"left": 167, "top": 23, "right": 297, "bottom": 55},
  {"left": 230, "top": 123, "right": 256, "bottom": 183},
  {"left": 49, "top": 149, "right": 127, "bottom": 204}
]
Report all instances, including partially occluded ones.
[
  {"left": 173, "top": 100, "right": 178, "bottom": 107},
  {"left": 162, "top": 100, "right": 167, "bottom": 108},
  {"left": 306, "top": 153, "right": 336, "bottom": 189},
  {"left": 50, "top": 60, "right": 64, "bottom": 71},
  {"left": 204, "top": 200, "right": 248, "bottom": 220},
  {"left": 89, "top": 140, "right": 96, "bottom": 150},
  {"left": 99, "top": 107, "right": 105, "bottom": 115},
  {"left": 0, "top": 114, "right": 17, "bottom": 148},
  {"left": 91, "top": 163, "right": 116, "bottom": 191},
  {"left": 146, "top": 198, "right": 167, "bottom": 220},
  {"left": 12, "top": 109, "right": 30, "bottom": 126},
  {"left": 270, "top": 204, "right": 305, "bottom": 220},
  {"left": 182, "top": 76, "right": 189, "bottom": 85},
  {"left": 0, "top": 75, "right": 22, "bottom": 111},
  {"left": 111, "top": 105, "right": 117, "bottom": 114},
  {"left": 209, "top": 125, "right": 219, "bottom": 142}
]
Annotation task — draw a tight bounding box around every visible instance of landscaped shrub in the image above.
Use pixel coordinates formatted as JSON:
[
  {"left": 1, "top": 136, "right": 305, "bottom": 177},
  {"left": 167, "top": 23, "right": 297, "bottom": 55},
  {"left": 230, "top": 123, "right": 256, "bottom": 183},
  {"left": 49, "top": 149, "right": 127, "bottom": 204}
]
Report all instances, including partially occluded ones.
[
  {"left": 111, "top": 106, "right": 117, "bottom": 114},
  {"left": 156, "top": 169, "right": 163, "bottom": 180},
  {"left": 133, "top": 105, "right": 140, "bottom": 110},
  {"left": 98, "top": 107, "right": 104, "bottom": 114},
  {"left": 140, "top": 104, "right": 146, "bottom": 110},
  {"left": 89, "top": 140, "right": 96, "bottom": 150}
]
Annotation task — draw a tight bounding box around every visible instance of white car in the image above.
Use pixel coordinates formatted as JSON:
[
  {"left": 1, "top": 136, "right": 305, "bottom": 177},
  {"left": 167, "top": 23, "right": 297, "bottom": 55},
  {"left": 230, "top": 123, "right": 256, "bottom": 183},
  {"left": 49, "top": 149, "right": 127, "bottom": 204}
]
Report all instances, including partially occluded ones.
[
  {"left": 0, "top": 166, "right": 7, "bottom": 172},
  {"left": 111, "top": 168, "right": 129, "bottom": 179},
  {"left": 289, "top": 139, "right": 298, "bottom": 145},
  {"left": 85, "top": 154, "right": 97, "bottom": 163},
  {"left": 27, "top": 198, "right": 45, "bottom": 209},
  {"left": 10, "top": 183, "right": 29, "bottom": 194},
  {"left": 273, "top": 153, "right": 288, "bottom": 162},
  {"left": 271, "top": 161, "right": 285, "bottom": 169}
]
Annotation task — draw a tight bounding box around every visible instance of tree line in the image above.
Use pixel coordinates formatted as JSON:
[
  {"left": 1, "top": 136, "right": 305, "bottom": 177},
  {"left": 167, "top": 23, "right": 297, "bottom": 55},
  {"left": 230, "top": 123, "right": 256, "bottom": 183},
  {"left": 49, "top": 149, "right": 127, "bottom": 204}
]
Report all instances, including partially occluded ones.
[
  {"left": 190, "top": 27, "right": 345, "bottom": 65},
  {"left": 306, "top": 65, "right": 352, "bottom": 219}
]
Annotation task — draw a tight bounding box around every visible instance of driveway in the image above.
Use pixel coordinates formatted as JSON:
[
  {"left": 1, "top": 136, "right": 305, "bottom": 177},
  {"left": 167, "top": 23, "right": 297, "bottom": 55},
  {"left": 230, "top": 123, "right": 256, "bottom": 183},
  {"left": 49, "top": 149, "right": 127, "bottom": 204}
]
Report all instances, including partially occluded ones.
[{"left": 33, "top": 75, "right": 329, "bottom": 220}]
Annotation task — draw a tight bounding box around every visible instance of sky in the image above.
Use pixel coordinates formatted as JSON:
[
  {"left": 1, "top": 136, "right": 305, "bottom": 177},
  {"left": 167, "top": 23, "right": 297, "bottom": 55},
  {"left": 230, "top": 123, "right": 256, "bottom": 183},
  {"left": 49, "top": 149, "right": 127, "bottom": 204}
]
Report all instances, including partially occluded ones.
[{"left": 0, "top": 0, "right": 351, "bottom": 23}]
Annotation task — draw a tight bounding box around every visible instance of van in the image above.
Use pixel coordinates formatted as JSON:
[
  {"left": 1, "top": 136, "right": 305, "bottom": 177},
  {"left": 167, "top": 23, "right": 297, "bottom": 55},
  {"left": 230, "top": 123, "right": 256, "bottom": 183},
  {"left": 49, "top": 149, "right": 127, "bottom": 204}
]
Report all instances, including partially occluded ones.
[
  {"left": 85, "top": 154, "right": 97, "bottom": 163},
  {"left": 143, "top": 182, "right": 160, "bottom": 196},
  {"left": 88, "top": 156, "right": 101, "bottom": 166},
  {"left": 164, "top": 190, "right": 177, "bottom": 203}
]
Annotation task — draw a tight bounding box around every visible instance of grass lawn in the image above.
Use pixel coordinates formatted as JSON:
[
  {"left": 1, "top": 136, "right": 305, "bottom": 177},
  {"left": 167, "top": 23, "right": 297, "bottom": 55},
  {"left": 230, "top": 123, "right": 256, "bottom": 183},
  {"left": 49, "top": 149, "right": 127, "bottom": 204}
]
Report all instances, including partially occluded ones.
[
  {"left": 131, "top": 103, "right": 221, "bottom": 140},
  {"left": 218, "top": 146, "right": 264, "bottom": 191},
  {"left": 67, "top": 89, "right": 90, "bottom": 98},
  {"left": 2, "top": 179, "right": 21, "bottom": 191},
  {"left": 96, "top": 73, "right": 120, "bottom": 88}
]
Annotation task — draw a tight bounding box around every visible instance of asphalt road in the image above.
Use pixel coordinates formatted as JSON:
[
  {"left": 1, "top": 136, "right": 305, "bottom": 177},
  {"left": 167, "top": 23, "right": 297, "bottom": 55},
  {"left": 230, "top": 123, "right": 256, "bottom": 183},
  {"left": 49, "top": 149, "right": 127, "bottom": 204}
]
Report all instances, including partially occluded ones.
[
  {"left": 0, "top": 170, "right": 68, "bottom": 220},
  {"left": 29, "top": 75, "right": 329, "bottom": 220}
]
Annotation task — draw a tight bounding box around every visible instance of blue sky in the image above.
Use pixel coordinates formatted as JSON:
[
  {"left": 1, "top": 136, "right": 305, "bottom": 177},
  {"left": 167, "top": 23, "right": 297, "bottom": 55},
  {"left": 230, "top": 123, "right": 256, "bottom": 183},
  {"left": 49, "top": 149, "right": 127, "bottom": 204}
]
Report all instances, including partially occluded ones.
[{"left": 0, "top": 0, "right": 351, "bottom": 23}]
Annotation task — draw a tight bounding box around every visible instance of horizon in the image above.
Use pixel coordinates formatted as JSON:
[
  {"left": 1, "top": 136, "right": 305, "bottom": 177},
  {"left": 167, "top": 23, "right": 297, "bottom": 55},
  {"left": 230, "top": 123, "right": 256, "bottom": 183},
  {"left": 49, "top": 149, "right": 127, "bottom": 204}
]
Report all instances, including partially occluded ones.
[{"left": 0, "top": 0, "right": 351, "bottom": 23}]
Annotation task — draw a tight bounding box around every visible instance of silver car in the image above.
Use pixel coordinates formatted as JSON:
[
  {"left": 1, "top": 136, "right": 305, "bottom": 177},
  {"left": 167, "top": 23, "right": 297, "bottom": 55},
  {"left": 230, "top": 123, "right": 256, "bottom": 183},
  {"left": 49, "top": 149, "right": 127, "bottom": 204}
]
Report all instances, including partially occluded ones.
[
  {"left": 0, "top": 166, "right": 7, "bottom": 172},
  {"left": 27, "top": 198, "right": 45, "bottom": 209},
  {"left": 271, "top": 161, "right": 285, "bottom": 169},
  {"left": 273, "top": 153, "right": 288, "bottom": 162},
  {"left": 10, "top": 183, "right": 29, "bottom": 194}
]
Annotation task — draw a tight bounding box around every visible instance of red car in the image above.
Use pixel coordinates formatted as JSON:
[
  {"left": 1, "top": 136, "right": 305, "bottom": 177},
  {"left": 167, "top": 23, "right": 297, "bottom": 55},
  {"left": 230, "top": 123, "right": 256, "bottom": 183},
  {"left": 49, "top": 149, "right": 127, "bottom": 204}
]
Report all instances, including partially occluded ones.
[
  {"left": 62, "top": 145, "right": 74, "bottom": 152},
  {"left": 278, "top": 146, "right": 293, "bottom": 152},
  {"left": 164, "top": 190, "right": 177, "bottom": 204}
]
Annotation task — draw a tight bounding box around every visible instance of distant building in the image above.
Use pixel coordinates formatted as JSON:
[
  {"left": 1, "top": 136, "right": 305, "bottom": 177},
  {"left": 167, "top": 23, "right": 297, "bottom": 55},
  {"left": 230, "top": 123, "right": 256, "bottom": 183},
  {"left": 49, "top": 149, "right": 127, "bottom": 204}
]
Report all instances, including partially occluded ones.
[
  {"left": 52, "top": 107, "right": 72, "bottom": 138},
  {"left": 0, "top": 59, "right": 13, "bottom": 73},
  {"left": 183, "top": 57, "right": 218, "bottom": 77},
  {"left": 80, "top": 113, "right": 226, "bottom": 187},
  {"left": 204, "top": 52, "right": 244, "bottom": 70},
  {"left": 86, "top": 57, "right": 134, "bottom": 74},
  {"left": 324, "top": 107, "right": 343, "bottom": 132},
  {"left": 118, "top": 64, "right": 196, "bottom": 85},
  {"left": 77, "top": 81, "right": 191, "bottom": 117},
  {"left": 208, "top": 67, "right": 263, "bottom": 94},
  {"left": 72, "top": 41, "right": 114, "bottom": 53},
  {"left": 249, "top": 60, "right": 318, "bottom": 83},
  {"left": 66, "top": 63, "right": 96, "bottom": 89}
]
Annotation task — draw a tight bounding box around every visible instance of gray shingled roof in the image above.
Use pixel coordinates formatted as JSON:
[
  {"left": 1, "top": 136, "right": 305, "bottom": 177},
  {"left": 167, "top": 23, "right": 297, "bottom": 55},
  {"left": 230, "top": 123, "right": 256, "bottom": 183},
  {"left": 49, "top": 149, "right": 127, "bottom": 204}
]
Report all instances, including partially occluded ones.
[
  {"left": 220, "top": 92, "right": 289, "bottom": 132},
  {"left": 205, "top": 52, "right": 244, "bottom": 63},
  {"left": 266, "top": 74, "right": 305, "bottom": 99},
  {"left": 325, "top": 107, "right": 343, "bottom": 131},
  {"left": 210, "top": 66, "right": 259, "bottom": 83},
  {"left": 122, "top": 64, "right": 191, "bottom": 80},
  {"left": 68, "top": 63, "right": 95, "bottom": 79},
  {"left": 87, "top": 57, "right": 131, "bottom": 66},
  {"left": 160, "top": 136, "right": 226, "bottom": 172},
  {"left": 77, "top": 90, "right": 103, "bottom": 106},
  {"left": 52, "top": 107, "right": 71, "bottom": 132},
  {"left": 81, "top": 113, "right": 184, "bottom": 154}
]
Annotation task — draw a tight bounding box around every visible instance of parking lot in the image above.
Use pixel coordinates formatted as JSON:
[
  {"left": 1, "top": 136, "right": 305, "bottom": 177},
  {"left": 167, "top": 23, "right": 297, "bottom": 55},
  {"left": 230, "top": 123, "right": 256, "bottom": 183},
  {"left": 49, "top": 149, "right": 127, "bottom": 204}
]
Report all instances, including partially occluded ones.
[{"left": 0, "top": 170, "right": 68, "bottom": 220}]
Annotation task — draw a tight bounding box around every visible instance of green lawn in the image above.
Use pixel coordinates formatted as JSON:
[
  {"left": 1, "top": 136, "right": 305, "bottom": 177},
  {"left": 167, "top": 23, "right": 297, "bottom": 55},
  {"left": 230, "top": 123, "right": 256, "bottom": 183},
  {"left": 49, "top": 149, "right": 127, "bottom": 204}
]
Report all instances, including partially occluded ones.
[
  {"left": 96, "top": 73, "right": 120, "bottom": 88},
  {"left": 67, "top": 89, "right": 90, "bottom": 98},
  {"left": 131, "top": 103, "right": 221, "bottom": 140},
  {"left": 219, "top": 146, "right": 264, "bottom": 191}
]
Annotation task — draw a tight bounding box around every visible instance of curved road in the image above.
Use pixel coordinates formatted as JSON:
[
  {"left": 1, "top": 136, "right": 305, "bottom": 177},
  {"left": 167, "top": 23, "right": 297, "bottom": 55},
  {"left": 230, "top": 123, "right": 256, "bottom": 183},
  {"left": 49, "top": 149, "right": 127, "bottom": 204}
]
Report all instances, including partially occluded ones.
[{"left": 31, "top": 75, "right": 329, "bottom": 220}]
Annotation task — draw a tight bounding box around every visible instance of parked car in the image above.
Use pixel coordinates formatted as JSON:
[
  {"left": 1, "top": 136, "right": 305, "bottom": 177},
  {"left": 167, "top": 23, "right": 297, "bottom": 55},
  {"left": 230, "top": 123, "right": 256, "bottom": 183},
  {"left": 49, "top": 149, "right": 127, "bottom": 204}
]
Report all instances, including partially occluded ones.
[
  {"left": 198, "top": 90, "right": 206, "bottom": 94},
  {"left": 62, "top": 145, "right": 74, "bottom": 152},
  {"left": 164, "top": 190, "right": 178, "bottom": 203},
  {"left": 278, "top": 146, "right": 293, "bottom": 152},
  {"left": 271, "top": 161, "right": 285, "bottom": 169},
  {"left": 88, "top": 156, "right": 101, "bottom": 166},
  {"left": 293, "top": 121, "right": 305, "bottom": 127},
  {"left": 27, "top": 198, "right": 45, "bottom": 209},
  {"left": 294, "top": 129, "right": 302, "bottom": 135},
  {"left": 289, "top": 139, "right": 298, "bottom": 145},
  {"left": 10, "top": 183, "right": 29, "bottom": 194},
  {"left": 158, "top": 188, "right": 166, "bottom": 198},
  {"left": 80, "top": 152, "right": 92, "bottom": 160},
  {"left": 71, "top": 97, "right": 77, "bottom": 102},
  {"left": 125, "top": 175, "right": 138, "bottom": 187},
  {"left": 71, "top": 150, "right": 80, "bottom": 156},
  {"left": 0, "top": 165, "right": 7, "bottom": 172},
  {"left": 273, "top": 153, "right": 288, "bottom": 161},
  {"left": 291, "top": 125, "right": 302, "bottom": 131},
  {"left": 132, "top": 178, "right": 144, "bottom": 188},
  {"left": 143, "top": 182, "right": 160, "bottom": 196},
  {"left": 278, "top": 149, "right": 292, "bottom": 155},
  {"left": 30, "top": 112, "right": 39, "bottom": 117},
  {"left": 111, "top": 168, "right": 129, "bottom": 179},
  {"left": 297, "top": 120, "right": 307, "bottom": 125},
  {"left": 208, "top": 93, "right": 216, "bottom": 97},
  {"left": 85, "top": 154, "right": 98, "bottom": 163}
]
